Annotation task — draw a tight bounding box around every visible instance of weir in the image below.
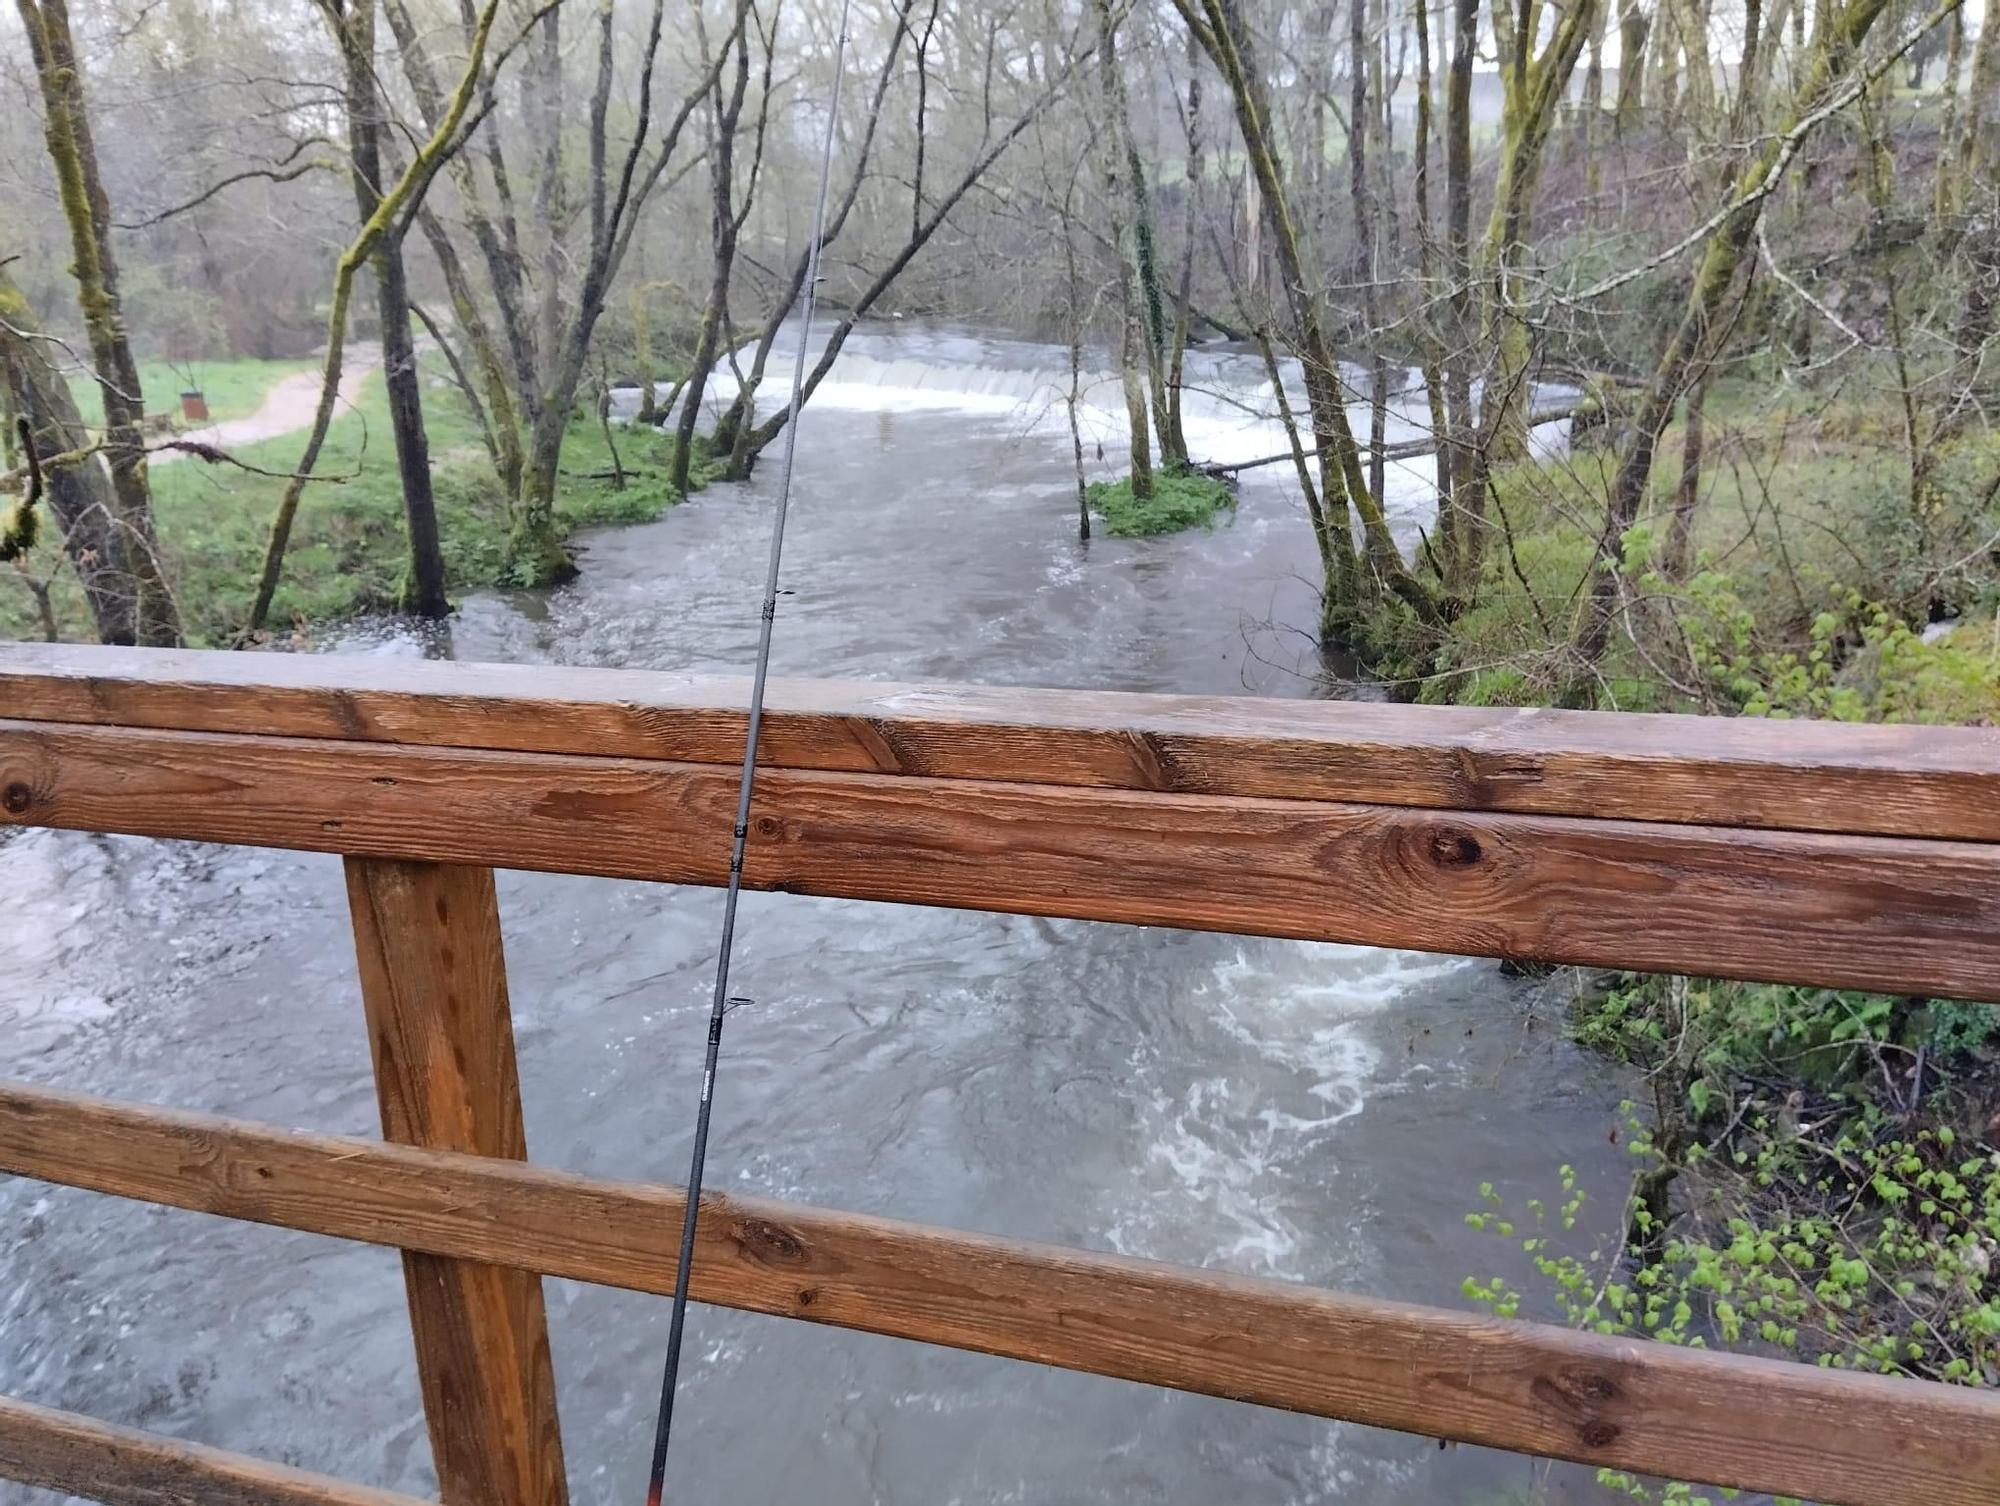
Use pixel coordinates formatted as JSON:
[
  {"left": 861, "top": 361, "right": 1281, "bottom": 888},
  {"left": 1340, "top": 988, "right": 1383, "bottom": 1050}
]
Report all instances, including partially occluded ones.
[{"left": 1, "top": 641, "right": 1998, "bottom": 1505}]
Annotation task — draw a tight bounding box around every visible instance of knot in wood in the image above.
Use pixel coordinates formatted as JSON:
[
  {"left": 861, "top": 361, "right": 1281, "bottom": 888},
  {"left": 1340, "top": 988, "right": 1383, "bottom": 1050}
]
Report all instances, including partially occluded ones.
[
  {"left": 1531, "top": 1367, "right": 1625, "bottom": 1451},
  {"left": 2, "top": 781, "right": 32, "bottom": 816},
  {"left": 735, "top": 1217, "right": 809, "bottom": 1264},
  {"left": 1580, "top": 1417, "right": 1622, "bottom": 1449},
  {"left": 1429, "top": 827, "right": 1482, "bottom": 867}
]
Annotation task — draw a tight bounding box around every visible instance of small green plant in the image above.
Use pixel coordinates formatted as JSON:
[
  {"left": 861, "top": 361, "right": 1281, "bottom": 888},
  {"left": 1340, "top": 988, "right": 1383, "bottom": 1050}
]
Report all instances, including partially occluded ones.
[
  {"left": 1465, "top": 1122, "right": 2000, "bottom": 1503},
  {"left": 1576, "top": 973, "right": 1998, "bottom": 1113},
  {"left": 1085, "top": 466, "right": 1236, "bottom": 537}
]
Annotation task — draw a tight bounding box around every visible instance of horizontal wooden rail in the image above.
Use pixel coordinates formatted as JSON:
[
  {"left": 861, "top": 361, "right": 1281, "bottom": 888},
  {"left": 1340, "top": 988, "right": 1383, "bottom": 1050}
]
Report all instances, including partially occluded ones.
[
  {"left": 0, "top": 1392, "right": 432, "bottom": 1506},
  {"left": 6, "top": 716, "right": 2000, "bottom": 997},
  {"left": 5, "top": 642, "right": 2000, "bottom": 840},
  {"left": 3, "top": 1081, "right": 1996, "bottom": 1506}
]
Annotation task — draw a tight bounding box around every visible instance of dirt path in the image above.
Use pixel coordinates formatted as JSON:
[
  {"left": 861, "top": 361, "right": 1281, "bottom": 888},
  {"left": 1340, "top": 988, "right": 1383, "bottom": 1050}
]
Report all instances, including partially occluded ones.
[{"left": 154, "top": 345, "right": 382, "bottom": 465}]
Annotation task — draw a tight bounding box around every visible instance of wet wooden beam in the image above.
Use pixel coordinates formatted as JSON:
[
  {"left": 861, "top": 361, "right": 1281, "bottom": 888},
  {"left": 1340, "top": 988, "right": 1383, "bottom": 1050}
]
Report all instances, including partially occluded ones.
[
  {"left": 0, "top": 1391, "right": 433, "bottom": 1506},
  {"left": 2, "top": 1081, "right": 1994, "bottom": 1506},
  {"left": 5, "top": 718, "right": 2000, "bottom": 999},
  {"left": 3, "top": 642, "right": 1998, "bottom": 841},
  {"left": 344, "top": 859, "right": 569, "bottom": 1506}
]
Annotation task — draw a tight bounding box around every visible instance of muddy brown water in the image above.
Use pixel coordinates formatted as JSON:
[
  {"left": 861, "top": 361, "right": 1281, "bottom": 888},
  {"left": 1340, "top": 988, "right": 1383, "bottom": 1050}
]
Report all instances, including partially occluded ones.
[{"left": 3, "top": 323, "right": 1628, "bottom": 1504}]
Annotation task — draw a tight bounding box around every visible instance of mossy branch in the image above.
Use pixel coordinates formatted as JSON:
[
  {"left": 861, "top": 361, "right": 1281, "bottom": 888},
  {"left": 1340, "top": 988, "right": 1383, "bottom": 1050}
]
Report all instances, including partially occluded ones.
[
  {"left": 0, "top": 418, "right": 43, "bottom": 562},
  {"left": 243, "top": 0, "right": 507, "bottom": 638}
]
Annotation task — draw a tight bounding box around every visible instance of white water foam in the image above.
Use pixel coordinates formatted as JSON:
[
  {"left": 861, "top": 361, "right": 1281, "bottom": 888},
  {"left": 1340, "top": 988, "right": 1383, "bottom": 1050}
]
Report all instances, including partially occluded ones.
[
  {"left": 1104, "top": 943, "right": 1475, "bottom": 1275},
  {"left": 609, "top": 323, "right": 1571, "bottom": 552}
]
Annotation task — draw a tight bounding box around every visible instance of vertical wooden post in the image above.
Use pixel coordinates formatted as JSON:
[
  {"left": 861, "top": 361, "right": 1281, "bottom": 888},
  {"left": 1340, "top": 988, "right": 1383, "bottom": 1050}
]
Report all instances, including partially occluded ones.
[{"left": 344, "top": 858, "right": 569, "bottom": 1506}]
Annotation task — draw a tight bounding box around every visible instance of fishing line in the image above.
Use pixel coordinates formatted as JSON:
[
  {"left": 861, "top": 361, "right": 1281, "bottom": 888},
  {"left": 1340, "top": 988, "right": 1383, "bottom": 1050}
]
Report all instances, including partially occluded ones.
[{"left": 641, "top": 4, "right": 853, "bottom": 1502}]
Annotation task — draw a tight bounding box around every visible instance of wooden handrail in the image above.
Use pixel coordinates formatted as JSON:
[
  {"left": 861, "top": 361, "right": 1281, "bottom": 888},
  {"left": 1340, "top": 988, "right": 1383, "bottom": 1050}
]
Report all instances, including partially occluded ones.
[
  {"left": 6, "top": 716, "right": 2000, "bottom": 997},
  {"left": 5, "top": 642, "right": 1999, "bottom": 839},
  {"left": 2, "top": 1080, "right": 1996, "bottom": 1506},
  {"left": 0, "top": 1393, "right": 433, "bottom": 1506},
  {"left": 7, "top": 643, "right": 2000, "bottom": 1506}
]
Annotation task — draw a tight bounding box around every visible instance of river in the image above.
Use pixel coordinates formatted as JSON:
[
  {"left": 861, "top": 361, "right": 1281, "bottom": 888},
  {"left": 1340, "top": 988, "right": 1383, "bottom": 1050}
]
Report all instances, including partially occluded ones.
[{"left": 2, "top": 322, "right": 1628, "bottom": 1505}]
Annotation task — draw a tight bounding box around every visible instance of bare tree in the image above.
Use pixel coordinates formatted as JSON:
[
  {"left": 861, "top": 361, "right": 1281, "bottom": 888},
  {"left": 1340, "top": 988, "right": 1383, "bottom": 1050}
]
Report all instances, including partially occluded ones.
[{"left": 15, "top": 0, "right": 178, "bottom": 644}]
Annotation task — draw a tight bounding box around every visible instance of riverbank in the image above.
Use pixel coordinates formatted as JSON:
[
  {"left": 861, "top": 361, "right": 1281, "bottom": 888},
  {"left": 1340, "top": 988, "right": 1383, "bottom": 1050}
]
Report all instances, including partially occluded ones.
[
  {"left": 3, "top": 360, "right": 708, "bottom": 646},
  {"left": 1407, "top": 377, "right": 2000, "bottom": 721},
  {"left": 1405, "top": 372, "right": 2000, "bottom": 1479}
]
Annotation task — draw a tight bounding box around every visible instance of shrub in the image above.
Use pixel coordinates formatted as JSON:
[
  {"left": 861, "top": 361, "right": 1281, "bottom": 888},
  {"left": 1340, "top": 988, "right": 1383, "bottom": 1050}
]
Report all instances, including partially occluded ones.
[{"left": 1086, "top": 466, "right": 1236, "bottom": 536}]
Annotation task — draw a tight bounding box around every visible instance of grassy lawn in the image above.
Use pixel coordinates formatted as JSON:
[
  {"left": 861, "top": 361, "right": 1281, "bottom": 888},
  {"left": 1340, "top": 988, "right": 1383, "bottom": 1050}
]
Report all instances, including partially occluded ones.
[
  {"left": 5, "top": 353, "right": 700, "bottom": 646},
  {"left": 132, "top": 357, "right": 315, "bottom": 426}
]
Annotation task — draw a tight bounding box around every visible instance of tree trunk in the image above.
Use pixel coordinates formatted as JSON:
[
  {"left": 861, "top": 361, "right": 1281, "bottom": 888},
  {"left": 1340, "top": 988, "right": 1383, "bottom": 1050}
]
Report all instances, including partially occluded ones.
[
  {"left": 1413, "top": 0, "right": 1458, "bottom": 594},
  {"left": 1350, "top": 0, "right": 1392, "bottom": 507},
  {"left": 1678, "top": 0, "right": 1715, "bottom": 120},
  {"left": 17, "top": 0, "right": 179, "bottom": 645},
  {"left": 1177, "top": 0, "right": 1434, "bottom": 628},
  {"left": 1477, "top": 0, "right": 1599, "bottom": 464},
  {"left": 1664, "top": 367, "right": 1710, "bottom": 577},
  {"left": 711, "top": 1, "right": 920, "bottom": 473},
  {"left": 0, "top": 269, "right": 138, "bottom": 644},
  {"left": 248, "top": 0, "right": 503, "bottom": 635},
  {"left": 1652, "top": 0, "right": 1681, "bottom": 118},
  {"left": 1092, "top": 0, "right": 1170, "bottom": 478},
  {"left": 338, "top": 0, "right": 447, "bottom": 618},
  {"left": 385, "top": 0, "right": 539, "bottom": 447},
  {"left": 674, "top": 16, "right": 753, "bottom": 495},
  {"left": 1440, "top": 0, "right": 1480, "bottom": 602},
  {"left": 1569, "top": 0, "right": 1901, "bottom": 696},
  {"left": 1165, "top": 28, "right": 1203, "bottom": 464},
  {"left": 1954, "top": 0, "right": 1999, "bottom": 195},
  {"left": 1933, "top": 3, "right": 1966, "bottom": 228},
  {"left": 1616, "top": 0, "right": 1651, "bottom": 130},
  {"left": 417, "top": 206, "right": 526, "bottom": 499},
  {"left": 1584, "top": 0, "right": 1608, "bottom": 206},
  {"left": 1061, "top": 176, "right": 1090, "bottom": 542},
  {"left": 508, "top": 0, "right": 749, "bottom": 583}
]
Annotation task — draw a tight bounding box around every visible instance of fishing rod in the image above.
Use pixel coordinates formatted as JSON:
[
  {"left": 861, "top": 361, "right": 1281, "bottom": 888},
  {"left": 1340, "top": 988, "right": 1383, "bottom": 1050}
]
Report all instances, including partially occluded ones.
[{"left": 640, "top": 5, "right": 853, "bottom": 1504}]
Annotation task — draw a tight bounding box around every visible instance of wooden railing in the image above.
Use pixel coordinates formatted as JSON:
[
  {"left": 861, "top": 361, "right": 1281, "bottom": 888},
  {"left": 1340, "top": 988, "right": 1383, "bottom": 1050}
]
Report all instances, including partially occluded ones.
[{"left": 1, "top": 641, "right": 1997, "bottom": 1506}]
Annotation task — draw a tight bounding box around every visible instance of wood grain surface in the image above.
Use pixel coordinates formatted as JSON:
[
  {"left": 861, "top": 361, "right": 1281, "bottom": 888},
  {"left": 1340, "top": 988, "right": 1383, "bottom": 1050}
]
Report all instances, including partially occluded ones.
[
  {"left": 4, "top": 642, "right": 1997, "bottom": 838},
  {"left": 345, "top": 859, "right": 568, "bottom": 1506},
  {"left": 5, "top": 718, "right": 1999, "bottom": 998},
  {"left": 3, "top": 1082, "right": 1994, "bottom": 1506},
  {"left": 0, "top": 1391, "right": 434, "bottom": 1506}
]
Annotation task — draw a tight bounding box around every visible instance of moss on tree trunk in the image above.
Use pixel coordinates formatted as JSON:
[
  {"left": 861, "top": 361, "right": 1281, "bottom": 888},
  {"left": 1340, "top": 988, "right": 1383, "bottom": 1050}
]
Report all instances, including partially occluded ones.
[{"left": 17, "top": 0, "right": 179, "bottom": 645}]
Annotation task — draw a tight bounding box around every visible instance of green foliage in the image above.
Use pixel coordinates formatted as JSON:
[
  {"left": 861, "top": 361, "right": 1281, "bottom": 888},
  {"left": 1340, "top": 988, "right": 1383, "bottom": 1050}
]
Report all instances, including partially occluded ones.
[
  {"left": 1086, "top": 465, "right": 1236, "bottom": 537},
  {"left": 1415, "top": 379, "right": 2000, "bottom": 716},
  {"left": 1655, "top": 579, "right": 2000, "bottom": 725},
  {"left": 1578, "top": 973, "right": 1998, "bottom": 1109},
  {"left": 1534, "top": 963, "right": 1999, "bottom": 1501},
  {"left": 0, "top": 495, "right": 40, "bottom": 562},
  {"left": 1467, "top": 1123, "right": 2000, "bottom": 1501}
]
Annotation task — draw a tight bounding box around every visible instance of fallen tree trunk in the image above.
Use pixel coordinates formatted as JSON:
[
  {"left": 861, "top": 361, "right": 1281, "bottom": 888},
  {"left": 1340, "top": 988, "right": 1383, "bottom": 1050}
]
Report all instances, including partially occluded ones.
[{"left": 1200, "top": 404, "right": 1586, "bottom": 477}]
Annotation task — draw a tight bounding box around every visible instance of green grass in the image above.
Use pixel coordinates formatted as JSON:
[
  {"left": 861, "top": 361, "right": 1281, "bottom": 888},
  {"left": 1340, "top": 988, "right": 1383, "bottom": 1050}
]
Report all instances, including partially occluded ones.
[
  {"left": 132, "top": 357, "right": 313, "bottom": 426},
  {"left": 1086, "top": 466, "right": 1237, "bottom": 536},
  {"left": 1415, "top": 378, "right": 2000, "bottom": 718},
  {"left": 4, "top": 353, "right": 706, "bottom": 645}
]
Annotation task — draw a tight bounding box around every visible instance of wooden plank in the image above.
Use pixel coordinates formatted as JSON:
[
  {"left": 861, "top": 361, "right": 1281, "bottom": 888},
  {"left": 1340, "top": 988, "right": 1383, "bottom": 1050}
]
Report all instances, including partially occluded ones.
[
  {"left": 0, "top": 1391, "right": 432, "bottom": 1506},
  {"left": 2, "top": 1083, "right": 1994, "bottom": 1506},
  {"left": 344, "top": 859, "right": 568, "bottom": 1506},
  {"left": 5, "top": 718, "right": 2000, "bottom": 999},
  {"left": 3, "top": 642, "right": 1997, "bottom": 840}
]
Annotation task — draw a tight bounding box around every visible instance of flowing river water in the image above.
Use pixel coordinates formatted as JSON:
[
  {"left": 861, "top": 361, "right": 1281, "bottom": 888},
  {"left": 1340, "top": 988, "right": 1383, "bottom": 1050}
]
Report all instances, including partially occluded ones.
[{"left": 3, "top": 323, "right": 1630, "bottom": 1504}]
